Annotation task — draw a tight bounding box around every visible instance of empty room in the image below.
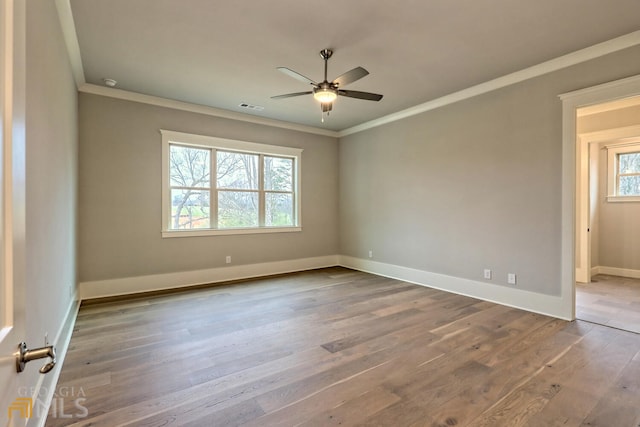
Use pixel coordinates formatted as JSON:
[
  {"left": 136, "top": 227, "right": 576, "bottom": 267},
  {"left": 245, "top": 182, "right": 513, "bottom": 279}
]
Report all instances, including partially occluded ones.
[{"left": 2, "top": 1, "right": 640, "bottom": 426}]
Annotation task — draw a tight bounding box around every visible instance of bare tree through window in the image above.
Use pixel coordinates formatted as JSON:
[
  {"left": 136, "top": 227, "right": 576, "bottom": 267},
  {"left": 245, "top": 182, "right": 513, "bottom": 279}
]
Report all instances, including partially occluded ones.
[
  {"left": 168, "top": 142, "right": 297, "bottom": 231},
  {"left": 618, "top": 152, "right": 640, "bottom": 196}
]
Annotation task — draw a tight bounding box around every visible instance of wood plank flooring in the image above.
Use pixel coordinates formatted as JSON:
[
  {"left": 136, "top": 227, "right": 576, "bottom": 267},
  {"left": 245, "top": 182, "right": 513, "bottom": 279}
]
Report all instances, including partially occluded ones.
[
  {"left": 46, "top": 267, "right": 640, "bottom": 426},
  {"left": 576, "top": 274, "right": 640, "bottom": 334}
]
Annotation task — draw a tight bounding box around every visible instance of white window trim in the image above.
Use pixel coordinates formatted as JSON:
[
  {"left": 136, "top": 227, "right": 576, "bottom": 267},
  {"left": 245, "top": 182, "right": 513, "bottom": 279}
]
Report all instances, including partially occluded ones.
[
  {"left": 606, "top": 139, "right": 640, "bottom": 203},
  {"left": 161, "top": 130, "right": 303, "bottom": 237}
]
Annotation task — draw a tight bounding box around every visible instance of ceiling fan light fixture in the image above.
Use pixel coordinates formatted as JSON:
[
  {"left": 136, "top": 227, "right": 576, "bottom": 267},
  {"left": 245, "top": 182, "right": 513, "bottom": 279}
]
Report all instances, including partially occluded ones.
[{"left": 313, "top": 88, "right": 337, "bottom": 103}]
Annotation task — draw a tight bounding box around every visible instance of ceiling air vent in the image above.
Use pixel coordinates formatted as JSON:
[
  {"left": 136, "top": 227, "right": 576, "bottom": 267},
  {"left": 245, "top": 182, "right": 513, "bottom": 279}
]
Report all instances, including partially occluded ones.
[{"left": 239, "top": 103, "right": 264, "bottom": 111}]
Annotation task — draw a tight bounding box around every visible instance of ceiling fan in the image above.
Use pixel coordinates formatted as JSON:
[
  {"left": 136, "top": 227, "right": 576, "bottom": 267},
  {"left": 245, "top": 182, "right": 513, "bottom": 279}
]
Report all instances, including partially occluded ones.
[{"left": 271, "top": 49, "right": 383, "bottom": 117}]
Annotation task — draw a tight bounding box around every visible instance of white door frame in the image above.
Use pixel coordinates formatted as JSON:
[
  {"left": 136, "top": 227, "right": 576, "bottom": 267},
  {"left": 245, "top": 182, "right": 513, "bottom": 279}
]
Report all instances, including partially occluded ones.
[{"left": 560, "top": 74, "right": 640, "bottom": 320}]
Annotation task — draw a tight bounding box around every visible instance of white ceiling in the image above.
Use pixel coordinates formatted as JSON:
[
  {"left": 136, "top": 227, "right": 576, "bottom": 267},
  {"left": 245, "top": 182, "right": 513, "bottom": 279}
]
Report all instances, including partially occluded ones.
[{"left": 67, "top": 0, "right": 640, "bottom": 132}]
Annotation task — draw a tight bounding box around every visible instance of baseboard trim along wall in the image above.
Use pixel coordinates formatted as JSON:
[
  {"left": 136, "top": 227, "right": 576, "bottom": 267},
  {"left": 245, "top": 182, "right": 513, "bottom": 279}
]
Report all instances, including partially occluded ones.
[
  {"left": 79, "top": 255, "right": 573, "bottom": 319},
  {"left": 78, "top": 255, "right": 340, "bottom": 300},
  {"left": 338, "top": 256, "right": 573, "bottom": 320},
  {"left": 591, "top": 265, "right": 640, "bottom": 280},
  {"left": 34, "top": 297, "right": 80, "bottom": 427}
]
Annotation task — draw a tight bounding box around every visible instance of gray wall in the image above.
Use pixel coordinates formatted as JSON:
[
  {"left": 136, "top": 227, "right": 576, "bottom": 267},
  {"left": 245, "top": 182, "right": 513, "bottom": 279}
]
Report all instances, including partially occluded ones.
[
  {"left": 26, "top": 0, "right": 77, "bottom": 380},
  {"left": 340, "top": 46, "right": 640, "bottom": 297},
  {"left": 78, "top": 94, "right": 339, "bottom": 282}
]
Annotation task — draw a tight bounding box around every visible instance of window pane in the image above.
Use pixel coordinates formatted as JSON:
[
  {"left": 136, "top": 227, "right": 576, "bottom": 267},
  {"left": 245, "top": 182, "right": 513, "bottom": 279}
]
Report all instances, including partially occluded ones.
[
  {"left": 266, "top": 193, "right": 293, "bottom": 226},
  {"left": 170, "top": 145, "right": 210, "bottom": 188},
  {"left": 619, "top": 175, "right": 640, "bottom": 196},
  {"left": 171, "top": 190, "right": 210, "bottom": 229},
  {"left": 218, "top": 191, "right": 258, "bottom": 228},
  {"left": 217, "top": 151, "right": 258, "bottom": 189},
  {"left": 619, "top": 152, "right": 640, "bottom": 174},
  {"left": 265, "top": 156, "right": 293, "bottom": 191}
]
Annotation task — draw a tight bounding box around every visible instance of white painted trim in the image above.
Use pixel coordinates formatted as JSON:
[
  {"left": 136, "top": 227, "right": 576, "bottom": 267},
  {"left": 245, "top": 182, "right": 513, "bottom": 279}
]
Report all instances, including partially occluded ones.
[
  {"left": 79, "top": 83, "right": 339, "bottom": 138},
  {"left": 338, "top": 256, "right": 572, "bottom": 320},
  {"left": 606, "top": 196, "right": 640, "bottom": 203},
  {"left": 32, "top": 298, "right": 80, "bottom": 427},
  {"left": 340, "top": 30, "right": 640, "bottom": 137},
  {"left": 560, "top": 73, "right": 640, "bottom": 321},
  {"left": 54, "top": 0, "right": 85, "bottom": 88},
  {"left": 160, "top": 129, "right": 303, "bottom": 235},
  {"left": 57, "top": 0, "right": 640, "bottom": 140},
  {"left": 162, "top": 227, "right": 302, "bottom": 238},
  {"left": 559, "top": 74, "right": 640, "bottom": 103},
  {"left": 78, "top": 255, "right": 339, "bottom": 300},
  {"left": 79, "top": 254, "right": 575, "bottom": 318},
  {"left": 592, "top": 266, "right": 640, "bottom": 280}
]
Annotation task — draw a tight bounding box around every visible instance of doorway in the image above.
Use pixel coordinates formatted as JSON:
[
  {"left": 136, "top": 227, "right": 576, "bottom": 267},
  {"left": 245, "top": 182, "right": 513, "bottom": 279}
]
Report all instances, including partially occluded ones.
[
  {"left": 559, "top": 74, "right": 640, "bottom": 322},
  {"left": 572, "top": 92, "right": 640, "bottom": 333}
]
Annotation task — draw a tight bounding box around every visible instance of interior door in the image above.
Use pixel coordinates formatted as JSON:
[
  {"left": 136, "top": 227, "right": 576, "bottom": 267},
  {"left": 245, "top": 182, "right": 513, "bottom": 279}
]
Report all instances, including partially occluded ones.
[{"left": 0, "top": 0, "right": 28, "bottom": 426}]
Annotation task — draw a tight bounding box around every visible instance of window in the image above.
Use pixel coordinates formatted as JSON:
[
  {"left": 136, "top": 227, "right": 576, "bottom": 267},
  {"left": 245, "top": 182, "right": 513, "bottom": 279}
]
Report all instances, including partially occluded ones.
[
  {"left": 607, "top": 141, "right": 640, "bottom": 202},
  {"left": 161, "top": 130, "right": 302, "bottom": 237}
]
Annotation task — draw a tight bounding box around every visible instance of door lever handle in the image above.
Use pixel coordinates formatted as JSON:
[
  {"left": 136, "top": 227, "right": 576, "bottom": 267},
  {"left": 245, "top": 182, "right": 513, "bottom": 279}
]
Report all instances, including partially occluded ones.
[{"left": 16, "top": 342, "right": 57, "bottom": 374}]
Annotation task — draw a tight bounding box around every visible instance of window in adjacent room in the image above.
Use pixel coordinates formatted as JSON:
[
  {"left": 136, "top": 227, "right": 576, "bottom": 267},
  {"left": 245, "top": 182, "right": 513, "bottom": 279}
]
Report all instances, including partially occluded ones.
[
  {"left": 161, "top": 130, "right": 302, "bottom": 237},
  {"left": 607, "top": 141, "right": 640, "bottom": 202}
]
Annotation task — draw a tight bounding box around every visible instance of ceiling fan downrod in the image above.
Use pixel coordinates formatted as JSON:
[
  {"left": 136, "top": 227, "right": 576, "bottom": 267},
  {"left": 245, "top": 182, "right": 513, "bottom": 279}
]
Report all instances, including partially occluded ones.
[{"left": 320, "top": 49, "right": 333, "bottom": 82}]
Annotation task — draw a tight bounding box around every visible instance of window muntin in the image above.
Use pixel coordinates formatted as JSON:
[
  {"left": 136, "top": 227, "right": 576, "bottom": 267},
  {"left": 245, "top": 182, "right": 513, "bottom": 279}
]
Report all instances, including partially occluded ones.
[
  {"left": 606, "top": 142, "right": 640, "bottom": 202},
  {"left": 162, "top": 130, "right": 302, "bottom": 236}
]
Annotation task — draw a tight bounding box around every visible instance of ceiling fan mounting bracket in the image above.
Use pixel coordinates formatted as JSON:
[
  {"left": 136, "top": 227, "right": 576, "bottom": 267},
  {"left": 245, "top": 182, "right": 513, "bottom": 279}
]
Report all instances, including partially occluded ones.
[{"left": 319, "top": 49, "right": 333, "bottom": 60}]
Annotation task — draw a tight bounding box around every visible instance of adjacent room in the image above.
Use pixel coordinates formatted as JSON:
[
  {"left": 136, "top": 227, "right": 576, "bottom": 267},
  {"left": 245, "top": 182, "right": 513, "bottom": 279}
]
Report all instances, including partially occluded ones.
[
  {"left": 2, "top": 1, "right": 640, "bottom": 426},
  {"left": 574, "top": 96, "right": 640, "bottom": 333}
]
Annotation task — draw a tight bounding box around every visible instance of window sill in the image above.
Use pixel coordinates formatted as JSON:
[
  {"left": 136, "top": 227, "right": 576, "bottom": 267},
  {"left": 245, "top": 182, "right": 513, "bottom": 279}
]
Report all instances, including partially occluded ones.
[
  {"left": 162, "top": 226, "right": 302, "bottom": 238},
  {"left": 606, "top": 195, "right": 640, "bottom": 203}
]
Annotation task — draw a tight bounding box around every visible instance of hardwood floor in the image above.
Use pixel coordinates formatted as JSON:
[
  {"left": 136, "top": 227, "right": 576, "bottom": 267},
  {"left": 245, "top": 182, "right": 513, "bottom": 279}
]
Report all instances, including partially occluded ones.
[
  {"left": 576, "top": 274, "right": 640, "bottom": 334},
  {"left": 47, "top": 267, "right": 640, "bottom": 426}
]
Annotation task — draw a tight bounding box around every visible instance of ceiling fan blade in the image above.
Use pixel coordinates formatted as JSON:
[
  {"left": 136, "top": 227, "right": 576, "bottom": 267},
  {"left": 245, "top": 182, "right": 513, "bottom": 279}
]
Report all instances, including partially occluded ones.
[
  {"left": 332, "top": 66, "right": 369, "bottom": 87},
  {"left": 338, "top": 90, "right": 383, "bottom": 101},
  {"left": 271, "top": 91, "right": 313, "bottom": 99},
  {"left": 277, "top": 67, "right": 317, "bottom": 85}
]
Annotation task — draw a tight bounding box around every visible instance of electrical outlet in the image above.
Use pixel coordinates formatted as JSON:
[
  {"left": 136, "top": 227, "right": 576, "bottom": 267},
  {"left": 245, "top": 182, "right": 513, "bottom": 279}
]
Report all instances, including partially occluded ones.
[
  {"left": 368, "top": 250, "right": 373, "bottom": 258},
  {"left": 483, "top": 269, "right": 492, "bottom": 280},
  {"left": 507, "top": 273, "right": 517, "bottom": 285},
  {"left": 226, "top": 256, "right": 231, "bottom": 264}
]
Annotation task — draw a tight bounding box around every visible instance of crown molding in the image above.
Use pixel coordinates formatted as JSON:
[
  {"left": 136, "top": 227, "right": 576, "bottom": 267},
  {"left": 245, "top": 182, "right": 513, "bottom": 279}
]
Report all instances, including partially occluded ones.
[
  {"left": 339, "top": 30, "right": 640, "bottom": 137},
  {"left": 55, "top": 0, "right": 85, "bottom": 88},
  {"left": 55, "top": 0, "right": 640, "bottom": 138},
  {"left": 79, "top": 84, "right": 339, "bottom": 137}
]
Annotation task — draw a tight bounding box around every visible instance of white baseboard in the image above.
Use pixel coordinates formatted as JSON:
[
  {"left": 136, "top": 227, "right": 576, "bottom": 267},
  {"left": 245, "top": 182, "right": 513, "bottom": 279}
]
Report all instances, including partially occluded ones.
[
  {"left": 80, "top": 254, "right": 575, "bottom": 319},
  {"left": 79, "top": 255, "right": 340, "bottom": 300},
  {"left": 338, "top": 256, "right": 573, "bottom": 320},
  {"left": 32, "top": 297, "right": 80, "bottom": 427},
  {"left": 591, "top": 265, "right": 640, "bottom": 280}
]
